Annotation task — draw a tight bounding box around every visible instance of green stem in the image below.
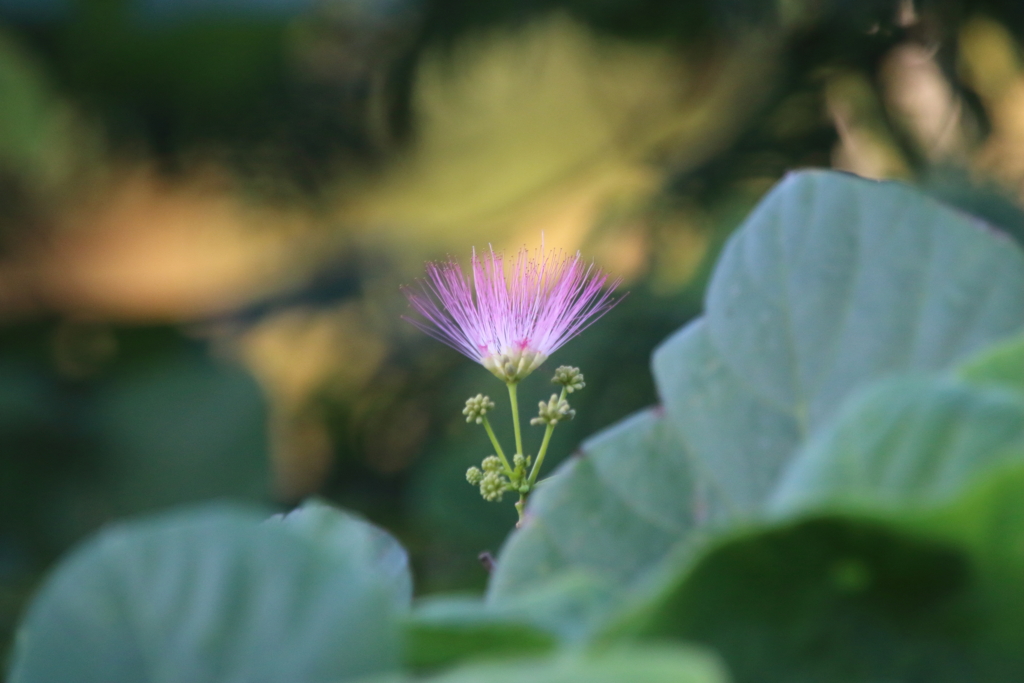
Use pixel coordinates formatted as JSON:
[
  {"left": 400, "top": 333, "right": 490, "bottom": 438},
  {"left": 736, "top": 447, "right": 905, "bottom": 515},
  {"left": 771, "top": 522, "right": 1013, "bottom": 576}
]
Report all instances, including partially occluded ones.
[
  {"left": 514, "top": 494, "right": 527, "bottom": 527},
  {"left": 507, "top": 382, "right": 524, "bottom": 458},
  {"left": 528, "top": 386, "right": 566, "bottom": 485},
  {"left": 481, "top": 416, "right": 512, "bottom": 476},
  {"left": 529, "top": 426, "right": 554, "bottom": 485}
]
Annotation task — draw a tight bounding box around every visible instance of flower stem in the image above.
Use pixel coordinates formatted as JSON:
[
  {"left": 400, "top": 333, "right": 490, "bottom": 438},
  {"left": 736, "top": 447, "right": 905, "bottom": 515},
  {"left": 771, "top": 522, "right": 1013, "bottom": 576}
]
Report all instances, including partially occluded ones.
[
  {"left": 481, "top": 416, "right": 512, "bottom": 476},
  {"left": 528, "top": 386, "right": 566, "bottom": 485},
  {"left": 507, "top": 382, "right": 524, "bottom": 458},
  {"left": 514, "top": 494, "right": 527, "bottom": 527},
  {"left": 529, "top": 426, "right": 554, "bottom": 485}
]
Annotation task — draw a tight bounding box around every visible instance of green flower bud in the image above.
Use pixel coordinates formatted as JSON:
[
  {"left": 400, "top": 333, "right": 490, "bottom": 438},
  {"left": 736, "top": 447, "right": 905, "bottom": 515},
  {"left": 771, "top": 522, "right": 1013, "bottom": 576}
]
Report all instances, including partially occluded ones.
[
  {"left": 479, "top": 471, "right": 507, "bottom": 502},
  {"left": 466, "top": 467, "right": 483, "bottom": 485},
  {"left": 513, "top": 453, "right": 526, "bottom": 469},
  {"left": 462, "top": 394, "right": 496, "bottom": 424},
  {"left": 482, "top": 349, "right": 547, "bottom": 384},
  {"left": 531, "top": 393, "right": 576, "bottom": 426},
  {"left": 481, "top": 455, "right": 503, "bottom": 473},
  {"left": 552, "top": 366, "right": 585, "bottom": 393}
]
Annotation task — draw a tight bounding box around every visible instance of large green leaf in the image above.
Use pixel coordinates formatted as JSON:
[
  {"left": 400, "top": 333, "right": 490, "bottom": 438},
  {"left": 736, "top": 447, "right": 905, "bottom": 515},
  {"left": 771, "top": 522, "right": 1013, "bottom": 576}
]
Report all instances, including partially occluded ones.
[
  {"left": 770, "top": 377, "right": 1024, "bottom": 515},
  {"left": 488, "top": 408, "right": 700, "bottom": 604},
  {"left": 8, "top": 505, "right": 402, "bottom": 683},
  {"left": 654, "top": 170, "right": 1024, "bottom": 514}
]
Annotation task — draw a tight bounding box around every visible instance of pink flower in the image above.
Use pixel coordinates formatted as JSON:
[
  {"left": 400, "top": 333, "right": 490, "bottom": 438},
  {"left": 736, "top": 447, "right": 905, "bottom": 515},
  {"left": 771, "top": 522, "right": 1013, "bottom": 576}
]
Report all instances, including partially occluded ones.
[{"left": 403, "top": 244, "right": 621, "bottom": 382}]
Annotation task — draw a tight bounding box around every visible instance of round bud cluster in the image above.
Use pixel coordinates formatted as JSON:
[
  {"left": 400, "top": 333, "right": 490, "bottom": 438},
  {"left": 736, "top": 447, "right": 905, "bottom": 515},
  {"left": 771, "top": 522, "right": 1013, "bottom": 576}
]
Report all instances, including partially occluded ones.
[
  {"left": 552, "top": 366, "right": 585, "bottom": 393},
  {"left": 466, "top": 455, "right": 511, "bottom": 502},
  {"left": 479, "top": 472, "right": 507, "bottom": 502},
  {"left": 531, "top": 394, "right": 575, "bottom": 426},
  {"left": 463, "top": 394, "right": 496, "bottom": 424}
]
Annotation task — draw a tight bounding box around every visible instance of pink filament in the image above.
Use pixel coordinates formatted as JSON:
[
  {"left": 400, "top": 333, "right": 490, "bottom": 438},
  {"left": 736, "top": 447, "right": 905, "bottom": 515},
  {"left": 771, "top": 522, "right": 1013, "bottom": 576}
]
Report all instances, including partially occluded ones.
[{"left": 402, "top": 245, "right": 621, "bottom": 364}]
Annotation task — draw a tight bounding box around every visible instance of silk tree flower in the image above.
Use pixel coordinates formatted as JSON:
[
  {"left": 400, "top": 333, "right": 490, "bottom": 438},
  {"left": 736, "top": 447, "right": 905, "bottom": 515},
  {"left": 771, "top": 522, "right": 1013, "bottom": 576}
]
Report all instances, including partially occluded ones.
[{"left": 402, "top": 244, "right": 621, "bottom": 383}]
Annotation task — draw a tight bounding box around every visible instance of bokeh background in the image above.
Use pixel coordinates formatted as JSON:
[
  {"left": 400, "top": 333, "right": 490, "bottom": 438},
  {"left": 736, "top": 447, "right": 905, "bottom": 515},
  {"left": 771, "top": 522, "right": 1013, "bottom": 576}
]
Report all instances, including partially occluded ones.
[{"left": 3, "top": 0, "right": 1024, "bottom": 659}]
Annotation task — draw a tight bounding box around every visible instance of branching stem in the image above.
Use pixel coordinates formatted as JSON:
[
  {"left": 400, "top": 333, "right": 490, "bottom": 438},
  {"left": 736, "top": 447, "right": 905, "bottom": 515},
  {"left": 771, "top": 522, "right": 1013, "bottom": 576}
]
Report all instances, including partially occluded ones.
[
  {"left": 528, "top": 386, "right": 566, "bottom": 485},
  {"left": 514, "top": 494, "right": 527, "bottom": 527},
  {"left": 507, "top": 382, "right": 524, "bottom": 458},
  {"left": 481, "top": 416, "right": 512, "bottom": 476}
]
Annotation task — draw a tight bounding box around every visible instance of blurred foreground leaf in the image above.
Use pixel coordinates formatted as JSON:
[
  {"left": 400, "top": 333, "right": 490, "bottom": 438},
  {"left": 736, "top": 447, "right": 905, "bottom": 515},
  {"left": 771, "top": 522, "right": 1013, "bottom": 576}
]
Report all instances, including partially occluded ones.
[
  {"left": 364, "top": 645, "right": 727, "bottom": 683},
  {"left": 626, "top": 513, "right": 995, "bottom": 682},
  {"left": 269, "top": 498, "right": 413, "bottom": 610},
  {"left": 403, "top": 594, "right": 557, "bottom": 671},
  {"left": 8, "top": 505, "right": 403, "bottom": 683},
  {"left": 413, "top": 572, "right": 617, "bottom": 654}
]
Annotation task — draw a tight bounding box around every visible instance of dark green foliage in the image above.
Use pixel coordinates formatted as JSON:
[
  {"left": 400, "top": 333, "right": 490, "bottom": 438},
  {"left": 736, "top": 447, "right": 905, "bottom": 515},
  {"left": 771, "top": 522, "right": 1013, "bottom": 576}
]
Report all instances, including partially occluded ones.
[
  {"left": 641, "top": 518, "right": 981, "bottom": 683},
  {"left": 0, "top": 325, "right": 270, "bottom": 559}
]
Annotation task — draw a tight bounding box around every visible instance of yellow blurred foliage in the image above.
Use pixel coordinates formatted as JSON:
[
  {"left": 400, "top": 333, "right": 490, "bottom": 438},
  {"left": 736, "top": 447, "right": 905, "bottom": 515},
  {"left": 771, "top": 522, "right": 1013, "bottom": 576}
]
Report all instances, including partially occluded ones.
[
  {"left": 0, "top": 15, "right": 783, "bottom": 494},
  {"left": 960, "top": 16, "right": 1024, "bottom": 196},
  {"left": 338, "top": 14, "right": 776, "bottom": 263},
  {"left": 880, "top": 43, "right": 970, "bottom": 163},
  {"left": 0, "top": 165, "right": 324, "bottom": 321},
  {"left": 234, "top": 301, "right": 388, "bottom": 497},
  {"left": 828, "top": 70, "right": 910, "bottom": 180}
]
